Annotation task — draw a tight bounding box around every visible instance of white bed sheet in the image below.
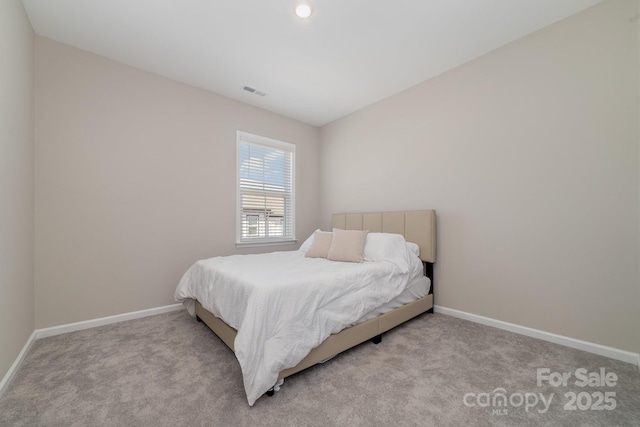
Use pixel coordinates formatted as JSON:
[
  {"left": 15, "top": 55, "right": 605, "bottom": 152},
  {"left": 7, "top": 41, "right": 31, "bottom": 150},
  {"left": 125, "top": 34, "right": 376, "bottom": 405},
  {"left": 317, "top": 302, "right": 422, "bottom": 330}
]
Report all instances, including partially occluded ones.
[{"left": 175, "top": 249, "right": 423, "bottom": 406}]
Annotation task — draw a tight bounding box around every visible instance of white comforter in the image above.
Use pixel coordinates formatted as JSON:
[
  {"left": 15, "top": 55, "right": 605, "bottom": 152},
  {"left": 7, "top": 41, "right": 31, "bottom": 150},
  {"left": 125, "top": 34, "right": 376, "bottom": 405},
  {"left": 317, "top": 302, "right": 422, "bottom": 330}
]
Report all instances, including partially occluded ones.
[{"left": 175, "top": 248, "right": 423, "bottom": 405}]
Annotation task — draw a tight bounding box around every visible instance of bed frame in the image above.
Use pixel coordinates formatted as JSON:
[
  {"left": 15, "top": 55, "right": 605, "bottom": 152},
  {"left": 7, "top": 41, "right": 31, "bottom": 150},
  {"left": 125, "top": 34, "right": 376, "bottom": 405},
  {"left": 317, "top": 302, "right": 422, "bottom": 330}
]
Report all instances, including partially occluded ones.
[{"left": 195, "top": 210, "right": 436, "bottom": 393}]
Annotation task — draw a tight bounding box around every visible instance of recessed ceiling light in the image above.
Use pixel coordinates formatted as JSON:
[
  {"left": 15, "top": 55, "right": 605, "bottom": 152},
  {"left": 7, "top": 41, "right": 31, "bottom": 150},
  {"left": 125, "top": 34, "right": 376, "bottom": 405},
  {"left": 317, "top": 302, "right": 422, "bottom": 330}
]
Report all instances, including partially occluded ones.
[{"left": 294, "top": 2, "right": 313, "bottom": 19}]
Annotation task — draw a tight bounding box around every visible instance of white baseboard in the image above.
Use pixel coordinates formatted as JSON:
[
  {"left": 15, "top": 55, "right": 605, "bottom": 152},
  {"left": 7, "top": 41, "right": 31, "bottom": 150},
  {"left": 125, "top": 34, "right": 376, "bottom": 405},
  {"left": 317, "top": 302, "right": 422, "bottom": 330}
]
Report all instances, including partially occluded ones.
[
  {"left": 36, "top": 303, "right": 183, "bottom": 339},
  {"left": 434, "top": 305, "right": 640, "bottom": 368},
  {"left": 0, "top": 330, "right": 37, "bottom": 398},
  {"left": 0, "top": 303, "right": 183, "bottom": 398}
]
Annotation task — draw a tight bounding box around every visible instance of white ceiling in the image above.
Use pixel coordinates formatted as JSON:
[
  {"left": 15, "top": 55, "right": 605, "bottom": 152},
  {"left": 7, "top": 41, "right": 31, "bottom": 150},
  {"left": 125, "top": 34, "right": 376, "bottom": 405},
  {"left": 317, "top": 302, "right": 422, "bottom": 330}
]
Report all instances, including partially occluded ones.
[{"left": 21, "top": 0, "right": 601, "bottom": 126}]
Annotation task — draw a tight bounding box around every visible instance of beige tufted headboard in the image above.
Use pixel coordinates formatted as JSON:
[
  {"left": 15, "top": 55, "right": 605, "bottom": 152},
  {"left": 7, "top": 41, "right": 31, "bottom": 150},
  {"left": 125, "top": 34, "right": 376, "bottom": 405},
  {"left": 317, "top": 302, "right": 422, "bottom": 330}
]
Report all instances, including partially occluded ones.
[{"left": 331, "top": 210, "right": 436, "bottom": 263}]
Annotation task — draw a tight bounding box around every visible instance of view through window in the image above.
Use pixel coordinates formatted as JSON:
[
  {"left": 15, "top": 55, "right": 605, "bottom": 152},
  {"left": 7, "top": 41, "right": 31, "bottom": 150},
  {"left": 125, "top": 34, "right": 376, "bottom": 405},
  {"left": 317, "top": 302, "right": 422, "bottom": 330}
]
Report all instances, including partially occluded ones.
[{"left": 236, "top": 131, "right": 295, "bottom": 246}]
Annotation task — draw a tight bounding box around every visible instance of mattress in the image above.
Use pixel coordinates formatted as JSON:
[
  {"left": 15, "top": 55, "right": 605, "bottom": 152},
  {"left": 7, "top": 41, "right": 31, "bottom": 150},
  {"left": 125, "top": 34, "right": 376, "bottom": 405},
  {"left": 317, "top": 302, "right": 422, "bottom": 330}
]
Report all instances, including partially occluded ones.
[{"left": 355, "top": 276, "right": 431, "bottom": 324}]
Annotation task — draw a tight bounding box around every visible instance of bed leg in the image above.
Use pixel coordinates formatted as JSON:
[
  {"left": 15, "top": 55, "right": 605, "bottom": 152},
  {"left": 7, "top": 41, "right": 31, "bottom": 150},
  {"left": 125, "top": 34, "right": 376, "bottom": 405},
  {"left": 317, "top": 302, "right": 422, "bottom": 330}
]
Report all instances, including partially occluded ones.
[
  {"left": 426, "top": 307, "right": 434, "bottom": 314},
  {"left": 266, "top": 379, "right": 284, "bottom": 397},
  {"left": 196, "top": 315, "right": 203, "bottom": 323},
  {"left": 371, "top": 334, "right": 382, "bottom": 344}
]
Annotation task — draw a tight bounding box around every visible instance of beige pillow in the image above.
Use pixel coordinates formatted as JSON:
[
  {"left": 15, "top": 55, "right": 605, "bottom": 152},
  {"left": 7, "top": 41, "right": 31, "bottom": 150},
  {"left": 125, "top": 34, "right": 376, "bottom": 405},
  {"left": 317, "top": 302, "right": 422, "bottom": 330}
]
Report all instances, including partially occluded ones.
[
  {"left": 327, "top": 228, "right": 369, "bottom": 263},
  {"left": 304, "top": 231, "right": 333, "bottom": 258}
]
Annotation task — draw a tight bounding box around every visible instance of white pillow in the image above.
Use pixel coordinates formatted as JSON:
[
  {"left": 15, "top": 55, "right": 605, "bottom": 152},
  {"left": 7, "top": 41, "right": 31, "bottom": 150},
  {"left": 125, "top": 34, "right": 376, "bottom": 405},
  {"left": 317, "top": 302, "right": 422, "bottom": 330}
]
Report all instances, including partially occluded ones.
[
  {"left": 305, "top": 231, "right": 333, "bottom": 258},
  {"left": 327, "top": 229, "right": 368, "bottom": 263},
  {"left": 405, "top": 242, "right": 420, "bottom": 258},
  {"left": 363, "top": 232, "right": 413, "bottom": 272},
  {"left": 299, "top": 230, "right": 319, "bottom": 253}
]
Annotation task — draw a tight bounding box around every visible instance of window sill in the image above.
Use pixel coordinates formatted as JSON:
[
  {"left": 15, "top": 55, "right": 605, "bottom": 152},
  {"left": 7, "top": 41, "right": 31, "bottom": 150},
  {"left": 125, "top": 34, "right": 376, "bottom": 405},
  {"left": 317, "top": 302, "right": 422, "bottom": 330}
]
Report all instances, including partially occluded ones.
[{"left": 236, "top": 239, "right": 298, "bottom": 249}]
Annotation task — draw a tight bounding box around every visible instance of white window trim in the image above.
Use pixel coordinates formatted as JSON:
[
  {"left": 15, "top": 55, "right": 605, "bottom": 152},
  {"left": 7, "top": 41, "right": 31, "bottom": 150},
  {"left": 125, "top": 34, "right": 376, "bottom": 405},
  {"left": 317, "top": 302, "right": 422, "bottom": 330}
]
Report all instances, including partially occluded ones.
[{"left": 236, "top": 131, "right": 296, "bottom": 248}]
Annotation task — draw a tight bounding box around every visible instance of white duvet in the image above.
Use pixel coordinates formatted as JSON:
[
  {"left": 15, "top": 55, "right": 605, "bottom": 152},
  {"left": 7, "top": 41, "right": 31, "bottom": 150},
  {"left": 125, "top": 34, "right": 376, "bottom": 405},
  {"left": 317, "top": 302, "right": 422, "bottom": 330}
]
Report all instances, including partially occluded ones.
[{"left": 175, "top": 239, "right": 423, "bottom": 406}]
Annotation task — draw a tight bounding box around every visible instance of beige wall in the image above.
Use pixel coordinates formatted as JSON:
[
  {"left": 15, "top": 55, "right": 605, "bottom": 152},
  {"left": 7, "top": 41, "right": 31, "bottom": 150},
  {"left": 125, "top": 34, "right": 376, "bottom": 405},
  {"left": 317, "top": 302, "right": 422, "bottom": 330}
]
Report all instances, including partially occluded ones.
[
  {"left": 0, "top": 1, "right": 35, "bottom": 380},
  {"left": 321, "top": 0, "right": 640, "bottom": 353},
  {"left": 35, "top": 38, "right": 320, "bottom": 328}
]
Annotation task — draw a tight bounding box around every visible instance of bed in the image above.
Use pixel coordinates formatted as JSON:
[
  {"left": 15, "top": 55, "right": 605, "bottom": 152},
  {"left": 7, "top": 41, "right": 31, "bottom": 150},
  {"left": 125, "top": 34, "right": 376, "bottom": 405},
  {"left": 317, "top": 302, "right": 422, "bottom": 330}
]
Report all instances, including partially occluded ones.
[{"left": 175, "top": 210, "right": 436, "bottom": 405}]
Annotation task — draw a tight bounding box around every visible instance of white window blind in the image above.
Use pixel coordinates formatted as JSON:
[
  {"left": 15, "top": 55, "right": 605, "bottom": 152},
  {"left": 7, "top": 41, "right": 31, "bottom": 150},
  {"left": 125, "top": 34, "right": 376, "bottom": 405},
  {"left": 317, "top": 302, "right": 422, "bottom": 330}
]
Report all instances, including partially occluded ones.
[{"left": 236, "top": 131, "right": 295, "bottom": 246}]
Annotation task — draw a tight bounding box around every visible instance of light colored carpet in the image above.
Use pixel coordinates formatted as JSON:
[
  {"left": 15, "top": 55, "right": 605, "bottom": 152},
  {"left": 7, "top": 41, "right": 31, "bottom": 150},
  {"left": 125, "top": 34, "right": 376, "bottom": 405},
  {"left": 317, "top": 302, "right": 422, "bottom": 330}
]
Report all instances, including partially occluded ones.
[{"left": 0, "top": 310, "right": 638, "bottom": 426}]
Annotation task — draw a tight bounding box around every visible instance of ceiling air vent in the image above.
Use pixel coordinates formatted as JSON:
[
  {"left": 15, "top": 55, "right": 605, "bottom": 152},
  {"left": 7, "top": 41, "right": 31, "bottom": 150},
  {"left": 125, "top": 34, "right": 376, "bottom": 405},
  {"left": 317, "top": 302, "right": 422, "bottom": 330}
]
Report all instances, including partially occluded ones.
[{"left": 243, "top": 86, "right": 266, "bottom": 97}]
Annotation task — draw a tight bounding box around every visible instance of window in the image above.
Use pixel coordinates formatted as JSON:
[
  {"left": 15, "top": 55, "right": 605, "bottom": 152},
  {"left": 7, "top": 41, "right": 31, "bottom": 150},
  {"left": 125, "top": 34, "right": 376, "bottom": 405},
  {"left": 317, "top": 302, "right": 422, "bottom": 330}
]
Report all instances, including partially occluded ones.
[{"left": 236, "top": 131, "right": 295, "bottom": 246}]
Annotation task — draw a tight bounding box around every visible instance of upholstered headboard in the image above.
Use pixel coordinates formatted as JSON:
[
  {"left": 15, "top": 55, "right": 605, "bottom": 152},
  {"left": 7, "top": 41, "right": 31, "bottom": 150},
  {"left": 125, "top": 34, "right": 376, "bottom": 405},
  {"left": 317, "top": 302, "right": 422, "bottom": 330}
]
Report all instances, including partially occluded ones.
[{"left": 331, "top": 210, "right": 436, "bottom": 263}]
